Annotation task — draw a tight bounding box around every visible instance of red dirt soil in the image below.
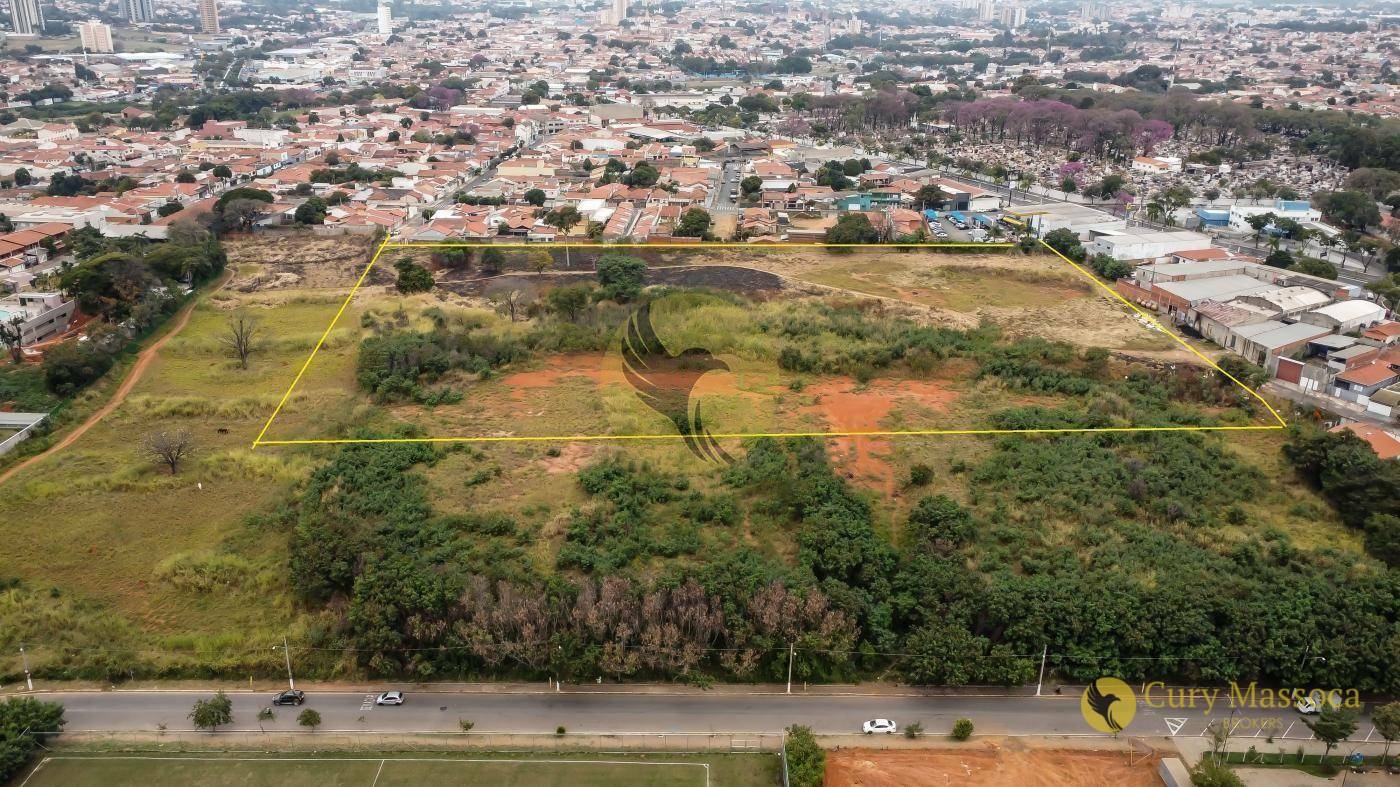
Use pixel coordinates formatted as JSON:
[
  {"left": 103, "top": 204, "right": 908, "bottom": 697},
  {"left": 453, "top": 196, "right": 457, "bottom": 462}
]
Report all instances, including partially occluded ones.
[
  {"left": 803, "top": 380, "right": 956, "bottom": 494},
  {"left": 499, "top": 355, "right": 958, "bottom": 491},
  {"left": 500, "top": 353, "right": 755, "bottom": 405},
  {"left": 825, "top": 746, "right": 1162, "bottom": 787}
]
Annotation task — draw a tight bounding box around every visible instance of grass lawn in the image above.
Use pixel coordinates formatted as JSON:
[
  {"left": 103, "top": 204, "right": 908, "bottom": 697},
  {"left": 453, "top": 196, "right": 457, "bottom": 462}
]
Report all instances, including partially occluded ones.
[{"left": 24, "top": 753, "right": 776, "bottom": 787}]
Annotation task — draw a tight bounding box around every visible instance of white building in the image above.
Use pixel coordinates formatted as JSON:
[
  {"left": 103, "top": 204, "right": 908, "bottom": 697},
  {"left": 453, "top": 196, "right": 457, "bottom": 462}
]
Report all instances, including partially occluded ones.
[
  {"left": 1299, "top": 300, "right": 1389, "bottom": 334},
  {"left": 123, "top": 0, "right": 154, "bottom": 23},
  {"left": 376, "top": 2, "right": 392, "bottom": 35},
  {"left": 0, "top": 291, "right": 74, "bottom": 346},
  {"left": 1086, "top": 229, "right": 1212, "bottom": 262},
  {"left": 600, "top": 0, "right": 628, "bottom": 25},
  {"left": 999, "top": 4, "right": 1027, "bottom": 28},
  {"left": 1131, "top": 156, "right": 1182, "bottom": 174},
  {"left": 10, "top": 0, "right": 44, "bottom": 35},
  {"left": 78, "top": 20, "right": 114, "bottom": 53},
  {"left": 1227, "top": 199, "right": 1321, "bottom": 233}
]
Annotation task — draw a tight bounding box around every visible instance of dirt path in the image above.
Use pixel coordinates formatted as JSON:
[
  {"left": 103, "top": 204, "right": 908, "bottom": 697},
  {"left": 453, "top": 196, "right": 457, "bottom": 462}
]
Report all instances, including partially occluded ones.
[{"left": 0, "top": 270, "right": 231, "bottom": 488}]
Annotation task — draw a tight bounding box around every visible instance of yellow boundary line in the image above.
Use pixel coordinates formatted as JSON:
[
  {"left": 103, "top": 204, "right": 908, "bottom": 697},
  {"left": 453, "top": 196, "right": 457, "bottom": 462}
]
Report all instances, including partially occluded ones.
[
  {"left": 1036, "top": 240, "right": 1287, "bottom": 428},
  {"left": 251, "top": 237, "right": 393, "bottom": 447},
  {"left": 251, "top": 239, "right": 1284, "bottom": 449}
]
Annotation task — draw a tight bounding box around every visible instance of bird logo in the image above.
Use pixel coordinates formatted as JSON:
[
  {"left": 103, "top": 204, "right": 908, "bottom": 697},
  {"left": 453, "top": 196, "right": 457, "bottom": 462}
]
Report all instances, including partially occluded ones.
[
  {"left": 1080, "top": 677, "right": 1136, "bottom": 734},
  {"left": 620, "top": 300, "right": 734, "bottom": 464}
]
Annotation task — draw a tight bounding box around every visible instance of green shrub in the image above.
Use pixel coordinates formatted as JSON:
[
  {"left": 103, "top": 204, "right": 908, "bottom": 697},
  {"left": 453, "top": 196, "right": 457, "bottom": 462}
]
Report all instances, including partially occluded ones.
[
  {"left": 1189, "top": 759, "right": 1244, "bottom": 787},
  {"left": 785, "top": 724, "right": 825, "bottom": 787},
  {"left": 951, "top": 718, "right": 974, "bottom": 741}
]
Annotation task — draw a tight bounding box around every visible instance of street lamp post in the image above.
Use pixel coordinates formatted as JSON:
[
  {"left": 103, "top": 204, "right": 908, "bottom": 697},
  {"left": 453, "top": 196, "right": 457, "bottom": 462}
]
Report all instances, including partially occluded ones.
[
  {"left": 278, "top": 637, "right": 295, "bottom": 690},
  {"left": 20, "top": 644, "right": 32, "bottom": 691}
]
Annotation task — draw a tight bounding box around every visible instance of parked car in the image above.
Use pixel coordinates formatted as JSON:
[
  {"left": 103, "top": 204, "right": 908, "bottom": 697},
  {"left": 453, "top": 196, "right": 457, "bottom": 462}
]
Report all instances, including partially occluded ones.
[
  {"left": 1295, "top": 691, "right": 1341, "bottom": 714},
  {"left": 862, "top": 718, "right": 897, "bottom": 734},
  {"left": 375, "top": 691, "right": 405, "bottom": 706},
  {"left": 271, "top": 689, "right": 305, "bottom": 706}
]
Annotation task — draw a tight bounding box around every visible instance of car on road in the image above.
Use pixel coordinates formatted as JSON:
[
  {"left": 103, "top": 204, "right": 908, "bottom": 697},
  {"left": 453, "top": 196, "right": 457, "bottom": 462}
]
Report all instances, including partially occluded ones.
[
  {"left": 375, "top": 691, "right": 405, "bottom": 706},
  {"left": 1295, "top": 691, "right": 1341, "bottom": 714},
  {"left": 862, "top": 718, "right": 897, "bottom": 734},
  {"left": 271, "top": 689, "right": 305, "bottom": 706}
]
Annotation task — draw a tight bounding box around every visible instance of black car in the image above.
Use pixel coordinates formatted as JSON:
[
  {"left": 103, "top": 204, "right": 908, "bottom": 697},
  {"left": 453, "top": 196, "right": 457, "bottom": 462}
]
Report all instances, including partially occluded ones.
[{"left": 271, "top": 689, "right": 305, "bottom": 706}]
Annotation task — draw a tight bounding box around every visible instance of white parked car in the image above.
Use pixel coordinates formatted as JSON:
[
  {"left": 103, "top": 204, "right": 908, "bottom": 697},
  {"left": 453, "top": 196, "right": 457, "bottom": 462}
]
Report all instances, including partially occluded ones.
[
  {"left": 375, "top": 691, "right": 405, "bottom": 706},
  {"left": 862, "top": 718, "right": 897, "bottom": 734},
  {"left": 1295, "top": 691, "right": 1340, "bottom": 715}
]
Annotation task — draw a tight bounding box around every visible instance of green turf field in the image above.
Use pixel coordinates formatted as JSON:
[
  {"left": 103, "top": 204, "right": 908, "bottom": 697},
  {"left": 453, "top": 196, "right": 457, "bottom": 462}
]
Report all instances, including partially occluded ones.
[{"left": 21, "top": 753, "right": 778, "bottom": 786}]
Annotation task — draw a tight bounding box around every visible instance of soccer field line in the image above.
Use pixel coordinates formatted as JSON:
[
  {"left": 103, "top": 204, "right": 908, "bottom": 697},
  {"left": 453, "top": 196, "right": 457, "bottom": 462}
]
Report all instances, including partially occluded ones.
[
  {"left": 251, "top": 238, "right": 1285, "bottom": 448},
  {"left": 32, "top": 755, "right": 710, "bottom": 787}
]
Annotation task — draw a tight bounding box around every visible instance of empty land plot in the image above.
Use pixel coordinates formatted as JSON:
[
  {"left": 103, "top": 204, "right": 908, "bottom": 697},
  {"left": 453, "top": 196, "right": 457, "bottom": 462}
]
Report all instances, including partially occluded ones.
[
  {"left": 256, "top": 244, "right": 1257, "bottom": 449},
  {"left": 824, "top": 746, "right": 1161, "bottom": 787},
  {"left": 23, "top": 753, "right": 771, "bottom": 787}
]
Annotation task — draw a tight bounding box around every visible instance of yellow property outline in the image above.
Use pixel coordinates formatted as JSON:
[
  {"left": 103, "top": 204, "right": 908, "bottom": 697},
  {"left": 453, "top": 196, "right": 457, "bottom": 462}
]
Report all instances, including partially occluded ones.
[{"left": 250, "top": 239, "right": 1286, "bottom": 448}]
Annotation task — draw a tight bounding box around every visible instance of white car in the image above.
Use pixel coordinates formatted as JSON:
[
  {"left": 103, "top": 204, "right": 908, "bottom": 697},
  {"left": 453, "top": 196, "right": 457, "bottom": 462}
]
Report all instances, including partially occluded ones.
[
  {"left": 1295, "top": 691, "right": 1340, "bottom": 715},
  {"left": 862, "top": 718, "right": 897, "bottom": 734},
  {"left": 375, "top": 691, "right": 405, "bottom": 706}
]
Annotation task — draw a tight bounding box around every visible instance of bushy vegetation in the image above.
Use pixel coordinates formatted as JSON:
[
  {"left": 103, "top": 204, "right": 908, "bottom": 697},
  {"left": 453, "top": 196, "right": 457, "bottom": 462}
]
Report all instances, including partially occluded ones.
[
  {"left": 785, "top": 724, "right": 825, "bottom": 787},
  {"left": 0, "top": 697, "right": 64, "bottom": 783},
  {"left": 258, "top": 411, "right": 1400, "bottom": 694},
  {"left": 43, "top": 227, "right": 227, "bottom": 395},
  {"left": 1284, "top": 428, "right": 1400, "bottom": 566},
  {"left": 356, "top": 317, "right": 527, "bottom": 404}
]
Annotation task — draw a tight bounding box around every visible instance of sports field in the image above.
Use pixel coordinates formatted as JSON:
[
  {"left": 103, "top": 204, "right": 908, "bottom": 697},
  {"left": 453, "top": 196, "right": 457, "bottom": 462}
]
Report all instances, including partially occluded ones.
[{"left": 21, "top": 752, "right": 775, "bottom": 787}]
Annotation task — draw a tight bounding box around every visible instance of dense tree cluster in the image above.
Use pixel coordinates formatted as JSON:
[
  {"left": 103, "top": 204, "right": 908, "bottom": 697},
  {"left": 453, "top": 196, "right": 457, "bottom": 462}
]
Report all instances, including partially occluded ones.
[
  {"left": 946, "top": 98, "right": 1174, "bottom": 160},
  {"left": 1284, "top": 429, "right": 1400, "bottom": 566},
  {"left": 277, "top": 418, "right": 1397, "bottom": 693},
  {"left": 45, "top": 228, "right": 226, "bottom": 394},
  {"left": 0, "top": 697, "right": 64, "bottom": 783}
]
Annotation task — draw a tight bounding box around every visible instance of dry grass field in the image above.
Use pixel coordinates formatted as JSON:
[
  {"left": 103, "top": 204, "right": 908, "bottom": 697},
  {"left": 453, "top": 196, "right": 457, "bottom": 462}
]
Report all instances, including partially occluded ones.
[{"left": 0, "top": 237, "right": 1357, "bottom": 682}]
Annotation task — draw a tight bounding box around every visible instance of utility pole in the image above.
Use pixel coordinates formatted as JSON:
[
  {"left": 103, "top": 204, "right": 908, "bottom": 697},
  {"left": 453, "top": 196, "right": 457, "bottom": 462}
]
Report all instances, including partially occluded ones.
[
  {"left": 1035, "top": 645, "right": 1047, "bottom": 697},
  {"left": 282, "top": 636, "right": 295, "bottom": 690},
  {"left": 20, "top": 644, "right": 33, "bottom": 691},
  {"left": 786, "top": 643, "right": 795, "bottom": 695}
]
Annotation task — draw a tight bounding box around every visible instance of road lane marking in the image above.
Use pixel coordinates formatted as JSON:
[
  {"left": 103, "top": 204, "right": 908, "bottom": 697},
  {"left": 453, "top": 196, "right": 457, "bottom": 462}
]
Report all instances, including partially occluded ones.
[
  {"left": 1283, "top": 721, "right": 1295, "bottom": 738},
  {"left": 1165, "top": 718, "right": 1188, "bottom": 736}
]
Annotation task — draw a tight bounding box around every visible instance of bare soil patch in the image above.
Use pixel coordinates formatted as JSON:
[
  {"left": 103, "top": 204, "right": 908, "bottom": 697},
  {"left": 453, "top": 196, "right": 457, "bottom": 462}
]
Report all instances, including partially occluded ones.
[
  {"left": 540, "top": 442, "right": 597, "bottom": 474},
  {"left": 825, "top": 745, "right": 1162, "bottom": 787},
  {"left": 803, "top": 379, "right": 958, "bottom": 495}
]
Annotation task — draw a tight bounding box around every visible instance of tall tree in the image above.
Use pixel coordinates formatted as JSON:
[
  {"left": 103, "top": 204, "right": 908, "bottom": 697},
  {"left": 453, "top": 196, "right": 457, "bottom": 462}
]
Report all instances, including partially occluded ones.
[
  {"left": 1304, "top": 706, "right": 1359, "bottom": 764},
  {"left": 220, "top": 313, "right": 261, "bottom": 370},
  {"left": 189, "top": 691, "right": 233, "bottom": 731}
]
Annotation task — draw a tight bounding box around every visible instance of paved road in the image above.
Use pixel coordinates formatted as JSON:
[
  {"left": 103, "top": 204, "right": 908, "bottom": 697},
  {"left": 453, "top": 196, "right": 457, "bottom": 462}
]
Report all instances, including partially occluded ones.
[{"left": 36, "top": 690, "right": 1377, "bottom": 743}]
